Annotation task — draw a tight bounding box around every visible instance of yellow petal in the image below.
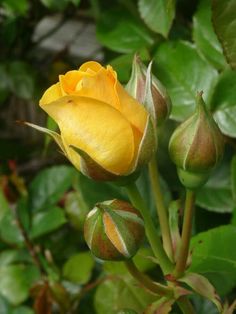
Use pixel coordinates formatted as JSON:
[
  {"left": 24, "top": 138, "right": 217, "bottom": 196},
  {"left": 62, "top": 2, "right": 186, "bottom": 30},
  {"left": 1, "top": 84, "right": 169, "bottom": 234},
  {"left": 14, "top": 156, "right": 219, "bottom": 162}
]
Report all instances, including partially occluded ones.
[
  {"left": 74, "top": 67, "right": 120, "bottom": 110},
  {"left": 41, "top": 95, "right": 135, "bottom": 175},
  {"left": 116, "top": 82, "right": 148, "bottom": 134},
  {"left": 79, "top": 61, "right": 103, "bottom": 73},
  {"left": 59, "top": 70, "right": 89, "bottom": 95},
  {"left": 39, "top": 82, "right": 62, "bottom": 106}
]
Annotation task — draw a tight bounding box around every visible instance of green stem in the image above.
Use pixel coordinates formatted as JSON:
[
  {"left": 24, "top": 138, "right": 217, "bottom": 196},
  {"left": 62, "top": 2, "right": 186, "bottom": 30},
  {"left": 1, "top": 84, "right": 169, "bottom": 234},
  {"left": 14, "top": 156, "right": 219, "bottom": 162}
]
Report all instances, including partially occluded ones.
[
  {"left": 125, "top": 260, "right": 173, "bottom": 296},
  {"left": 148, "top": 156, "right": 174, "bottom": 261},
  {"left": 177, "top": 296, "right": 196, "bottom": 314},
  {"left": 174, "top": 189, "right": 195, "bottom": 278},
  {"left": 125, "top": 183, "right": 173, "bottom": 274}
]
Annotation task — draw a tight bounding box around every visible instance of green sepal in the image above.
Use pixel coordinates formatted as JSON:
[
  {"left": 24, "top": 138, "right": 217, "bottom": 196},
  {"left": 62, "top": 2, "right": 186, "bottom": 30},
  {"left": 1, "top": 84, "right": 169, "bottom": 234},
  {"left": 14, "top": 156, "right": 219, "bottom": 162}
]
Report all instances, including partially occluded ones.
[
  {"left": 108, "top": 208, "right": 144, "bottom": 257},
  {"left": 70, "top": 146, "right": 118, "bottom": 181},
  {"left": 23, "top": 122, "right": 64, "bottom": 152},
  {"left": 177, "top": 167, "right": 211, "bottom": 190},
  {"left": 126, "top": 54, "right": 146, "bottom": 104},
  {"left": 130, "top": 115, "right": 157, "bottom": 173}
]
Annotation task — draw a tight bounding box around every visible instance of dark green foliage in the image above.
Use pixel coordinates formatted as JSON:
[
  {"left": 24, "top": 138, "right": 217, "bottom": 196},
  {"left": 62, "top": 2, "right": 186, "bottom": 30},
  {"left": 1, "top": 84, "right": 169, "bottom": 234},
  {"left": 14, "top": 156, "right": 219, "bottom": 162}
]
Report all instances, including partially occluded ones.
[{"left": 0, "top": 0, "right": 236, "bottom": 312}]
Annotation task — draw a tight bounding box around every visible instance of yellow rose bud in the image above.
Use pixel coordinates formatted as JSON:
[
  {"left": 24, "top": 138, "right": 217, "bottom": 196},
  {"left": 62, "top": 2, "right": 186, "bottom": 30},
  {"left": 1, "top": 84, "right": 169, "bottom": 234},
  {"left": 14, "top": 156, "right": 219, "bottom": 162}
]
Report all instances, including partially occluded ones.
[{"left": 27, "top": 61, "right": 156, "bottom": 181}]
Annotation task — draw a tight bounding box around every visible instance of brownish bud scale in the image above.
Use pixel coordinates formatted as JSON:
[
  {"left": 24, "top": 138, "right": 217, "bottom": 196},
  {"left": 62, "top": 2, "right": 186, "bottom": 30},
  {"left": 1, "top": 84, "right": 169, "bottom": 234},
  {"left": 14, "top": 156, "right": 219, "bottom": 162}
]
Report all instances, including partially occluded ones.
[
  {"left": 126, "top": 55, "right": 172, "bottom": 126},
  {"left": 169, "top": 92, "right": 225, "bottom": 189},
  {"left": 84, "top": 199, "right": 145, "bottom": 261}
]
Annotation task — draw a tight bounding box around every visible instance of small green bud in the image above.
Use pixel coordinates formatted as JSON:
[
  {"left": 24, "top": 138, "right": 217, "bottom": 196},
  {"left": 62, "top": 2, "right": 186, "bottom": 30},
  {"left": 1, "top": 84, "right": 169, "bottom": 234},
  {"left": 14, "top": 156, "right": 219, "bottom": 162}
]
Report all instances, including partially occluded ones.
[
  {"left": 126, "top": 55, "right": 172, "bottom": 125},
  {"left": 84, "top": 199, "right": 145, "bottom": 261},
  {"left": 169, "top": 92, "right": 225, "bottom": 189}
]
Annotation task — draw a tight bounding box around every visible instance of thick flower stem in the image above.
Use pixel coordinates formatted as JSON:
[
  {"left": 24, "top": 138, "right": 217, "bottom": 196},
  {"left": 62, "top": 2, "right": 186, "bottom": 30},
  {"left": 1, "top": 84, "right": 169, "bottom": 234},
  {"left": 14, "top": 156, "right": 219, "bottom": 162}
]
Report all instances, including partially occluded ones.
[
  {"left": 148, "top": 156, "right": 174, "bottom": 261},
  {"left": 125, "top": 183, "right": 173, "bottom": 274},
  {"left": 124, "top": 260, "right": 173, "bottom": 296},
  {"left": 174, "top": 189, "right": 195, "bottom": 278},
  {"left": 177, "top": 296, "right": 196, "bottom": 314}
]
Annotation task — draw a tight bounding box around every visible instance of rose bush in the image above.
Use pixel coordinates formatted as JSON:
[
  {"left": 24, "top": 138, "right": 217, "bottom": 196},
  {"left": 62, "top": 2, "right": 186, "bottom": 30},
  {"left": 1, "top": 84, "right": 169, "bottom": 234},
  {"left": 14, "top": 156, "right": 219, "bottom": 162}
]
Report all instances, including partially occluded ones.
[{"left": 29, "top": 61, "right": 156, "bottom": 180}]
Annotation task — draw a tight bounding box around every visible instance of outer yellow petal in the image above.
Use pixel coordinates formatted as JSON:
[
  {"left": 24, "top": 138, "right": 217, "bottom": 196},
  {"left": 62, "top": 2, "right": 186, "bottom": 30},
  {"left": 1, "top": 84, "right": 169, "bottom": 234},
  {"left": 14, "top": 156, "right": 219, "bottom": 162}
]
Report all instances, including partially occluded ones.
[
  {"left": 39, "top": 82, "right": 62, "bottom": 106},
  {"left": 116, "top": 82, "right": 148, "bottom": 134},
  {"left": 41, "top": 95, "right": 135, "bottom": 175}
]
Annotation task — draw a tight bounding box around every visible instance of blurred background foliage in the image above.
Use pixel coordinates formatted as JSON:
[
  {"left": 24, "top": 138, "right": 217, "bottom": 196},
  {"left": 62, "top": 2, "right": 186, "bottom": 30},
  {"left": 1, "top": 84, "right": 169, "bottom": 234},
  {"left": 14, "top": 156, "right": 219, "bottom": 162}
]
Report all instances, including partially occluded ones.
[{"left": 0, "top": 0, "right": 235, "bottom": 313}]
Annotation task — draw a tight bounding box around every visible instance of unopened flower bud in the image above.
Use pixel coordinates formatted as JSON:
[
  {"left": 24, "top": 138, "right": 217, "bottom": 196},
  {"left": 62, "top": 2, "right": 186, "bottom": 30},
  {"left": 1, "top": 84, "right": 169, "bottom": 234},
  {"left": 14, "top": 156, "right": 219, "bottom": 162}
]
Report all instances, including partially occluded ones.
[
  {"left": 126, "top": 55, "right": 172, "bottom": 125},
  {"left": 84, "top": 200, "right": 144, "bottom": 261},
  {"left": 169, "top": 92, "right": 225, "bottom": 189},
  {"left": 25, "top": 61, "right": 156, "bottom": 183}
]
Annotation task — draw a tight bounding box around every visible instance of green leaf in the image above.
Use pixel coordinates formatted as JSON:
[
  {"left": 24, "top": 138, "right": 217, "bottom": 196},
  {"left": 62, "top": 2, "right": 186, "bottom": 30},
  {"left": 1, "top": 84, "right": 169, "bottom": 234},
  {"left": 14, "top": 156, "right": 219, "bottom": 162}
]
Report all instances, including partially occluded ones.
[
  {"left": 8, "top": 61, "right": 35, "bottom": 100},
  {"left": 231, "top": 156, "right": 236, "bottom": 225},
  {"left": 154, "top": 41, "right": 218, "bottom": 121},
  {"left": 0, "top": 209, "right": 23, "bottom": 244},
  {"left": 30, "top": 206, "right": 67, "bottom": 238},
  {"left": 103, "top": 247, "right": 155, "bottom": 275},
  {"left": 94, "top": 277, "right": 155, "bottom": 314},
  {"left": 193, "top": 0, "right": 226, "bottom": 69},
  {"left": 29, "top": 165, "right": 75, "bottom": 212},
  {"left": 0, "top": 249, "right": 31, "bottom": 266},
  {"left": 138, "top": 0, "right": 175, "bottom": 37},
  {"left": 0, "top": 264, "right": 40, "bottom": 305},
  {"left": 96, "top": 8, "right": 154, "bottom": 53},
  {"left": 180, "top": 273, "right": 222, "bottom": 312},
  {"left": 0, "top": 196, "right": 31, "bottom": 245},
  {"left": 191, "top": 295, "right": 218, "bottom": 314},
  {"left": 211, "top": 69, "right": 236, "bottom": 137},
  {"left": 196, "top": 161, "right": 234, "bottom": 213},
  {"left": 3, "top": 0, "right": 29, "bottom": 16},
  {"left": 212, "top": 0, "right": 236, "bottom": 70},
  {"left": 77, "top": 173, "right": 125, "bottom": 209},
  {"left": 70, "top": 0, "right": 80, "bottom": 6},
  {"left": 231, "top": 155, "right": 236, "bottom": 202},
  {"left": 0, "top": 189, "right": 10, "bottom": 224},
  {"left": 40, "top": 0, "right": 69, "bottom": 10},
  {"left": 189, "top": 225, "right": 236, "bottom": 295},
  {"left": 110, "top": 54, "right": 134, "bottom": 83},
  {"left": 63, "top": 252, "right": 94, "bottom": 284},
  {"left": 11, "top": 306, "right": 34, "bottom": 314},
  {"left": 0, "top": 295, "right": 10, "bottom": 313},
  {"left": 65, "top": 191, "right": 89, "bottom": 231}
]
